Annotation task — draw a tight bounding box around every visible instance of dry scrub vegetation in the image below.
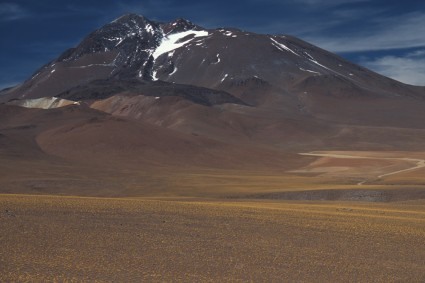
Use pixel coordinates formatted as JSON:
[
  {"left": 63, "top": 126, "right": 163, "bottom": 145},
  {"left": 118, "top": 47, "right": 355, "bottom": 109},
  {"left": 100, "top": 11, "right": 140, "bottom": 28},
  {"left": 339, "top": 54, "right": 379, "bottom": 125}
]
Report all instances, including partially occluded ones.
[
  {"left": 1, "top": 150, "right": 425, "bottom": 281},
  {"left": 1, "top": 194, "right": 425, "bottom": 282}
]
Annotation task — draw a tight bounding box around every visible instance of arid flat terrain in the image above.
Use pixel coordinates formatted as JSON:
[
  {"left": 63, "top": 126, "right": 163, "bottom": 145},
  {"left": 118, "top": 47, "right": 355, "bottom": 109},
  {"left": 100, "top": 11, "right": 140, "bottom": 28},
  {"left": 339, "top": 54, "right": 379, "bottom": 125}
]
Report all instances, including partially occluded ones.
[
  {"left": 1, "top": 150, "right": 425, "bottom": 281},
  {"left": 1, "top": 194, "right": 425, "bottom": 282}
]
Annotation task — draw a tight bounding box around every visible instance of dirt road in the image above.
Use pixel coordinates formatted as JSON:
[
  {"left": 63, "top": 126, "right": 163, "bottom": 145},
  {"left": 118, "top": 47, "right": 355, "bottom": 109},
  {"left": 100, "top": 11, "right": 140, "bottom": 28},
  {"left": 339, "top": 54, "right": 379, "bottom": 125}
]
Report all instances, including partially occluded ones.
[{"left": 300, "top": 152, "right": 425, "bottom": 185}]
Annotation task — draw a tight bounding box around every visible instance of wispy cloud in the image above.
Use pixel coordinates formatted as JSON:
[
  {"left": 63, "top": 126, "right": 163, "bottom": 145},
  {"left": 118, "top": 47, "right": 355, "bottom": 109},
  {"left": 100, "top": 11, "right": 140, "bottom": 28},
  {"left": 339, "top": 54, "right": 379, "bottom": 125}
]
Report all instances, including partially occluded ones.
[
  {"left": 0, "top": 3, "right": 29, "bottom": 21},
  {"left": 306, "top": 12, "right": 425, "bottom": 52},
  {"left": 362, "top": 50, "right": 425, "bottom": 86}
]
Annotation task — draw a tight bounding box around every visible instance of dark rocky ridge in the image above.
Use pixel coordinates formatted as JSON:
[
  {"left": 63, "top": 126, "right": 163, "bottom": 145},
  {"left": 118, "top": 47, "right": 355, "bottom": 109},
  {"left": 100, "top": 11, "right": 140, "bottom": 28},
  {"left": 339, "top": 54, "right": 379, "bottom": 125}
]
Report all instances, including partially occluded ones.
[{"left": 57, "top": 78, "right": 247, "bottom": 107}]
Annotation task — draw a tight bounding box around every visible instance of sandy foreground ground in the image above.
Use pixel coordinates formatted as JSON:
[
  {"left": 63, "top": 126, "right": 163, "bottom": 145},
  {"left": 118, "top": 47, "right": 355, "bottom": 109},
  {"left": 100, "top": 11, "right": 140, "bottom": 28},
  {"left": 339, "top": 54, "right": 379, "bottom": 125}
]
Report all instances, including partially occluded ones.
[{"left": 1, "top": 194, "right": 425, "bottom": 282}]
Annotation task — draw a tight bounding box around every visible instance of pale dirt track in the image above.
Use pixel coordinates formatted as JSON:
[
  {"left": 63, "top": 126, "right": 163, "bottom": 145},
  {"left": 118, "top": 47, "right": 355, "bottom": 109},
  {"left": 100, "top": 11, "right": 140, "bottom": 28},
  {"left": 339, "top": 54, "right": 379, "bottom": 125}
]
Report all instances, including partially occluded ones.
[{"left": 300, "top": 152, "right": 425, "bottom": 185}]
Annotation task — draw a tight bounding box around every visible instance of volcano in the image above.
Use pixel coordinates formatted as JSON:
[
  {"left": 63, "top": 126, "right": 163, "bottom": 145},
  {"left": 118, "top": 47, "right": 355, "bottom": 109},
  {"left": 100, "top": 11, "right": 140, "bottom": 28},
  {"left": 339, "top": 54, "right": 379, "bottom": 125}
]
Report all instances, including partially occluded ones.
[{"left": 1, "top": 13, "right": 425, "bottom": 180}]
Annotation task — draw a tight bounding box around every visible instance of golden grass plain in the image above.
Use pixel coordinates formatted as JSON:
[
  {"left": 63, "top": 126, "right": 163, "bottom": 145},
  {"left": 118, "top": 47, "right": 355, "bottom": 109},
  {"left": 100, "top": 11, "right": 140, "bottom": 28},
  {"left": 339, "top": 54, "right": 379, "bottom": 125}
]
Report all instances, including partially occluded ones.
[
  {"left": 1, "top": 194, "right": 425, "bottom": 282},
  {"left": 1, "top": 150, "right": 425, "bottom": 281}
]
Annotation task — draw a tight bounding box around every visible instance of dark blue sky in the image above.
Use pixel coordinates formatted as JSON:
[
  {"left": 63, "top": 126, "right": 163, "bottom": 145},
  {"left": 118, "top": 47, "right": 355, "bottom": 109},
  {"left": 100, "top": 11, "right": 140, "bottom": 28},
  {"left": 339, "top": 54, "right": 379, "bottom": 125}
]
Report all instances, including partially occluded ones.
[{"left": 1, "top": 0, "right": 425, "bottom": 88}]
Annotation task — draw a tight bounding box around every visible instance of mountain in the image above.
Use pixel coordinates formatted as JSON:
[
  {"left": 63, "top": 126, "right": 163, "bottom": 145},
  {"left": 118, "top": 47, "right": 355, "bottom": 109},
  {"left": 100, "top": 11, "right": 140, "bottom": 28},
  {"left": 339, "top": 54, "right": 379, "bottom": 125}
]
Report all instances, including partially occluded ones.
[
  {"left": 1, "top": 13, "right": 425, "bottom": 170},
  {"left": 3, "top": 13, "right": 424, "bottom": 101}
]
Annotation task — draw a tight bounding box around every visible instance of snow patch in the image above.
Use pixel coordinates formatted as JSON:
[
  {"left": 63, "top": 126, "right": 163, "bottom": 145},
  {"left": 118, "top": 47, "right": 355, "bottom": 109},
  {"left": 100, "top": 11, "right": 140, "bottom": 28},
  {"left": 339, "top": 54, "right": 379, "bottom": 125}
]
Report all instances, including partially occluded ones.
[
  {"left": 309, "top": 59, "right": 333, "bottom": 72},
  {"left": 303, "top": 52, "right": 315, "bottom": 60},
  {"left": 8, "top": 97, "right": 79, "bottom": 109},
  {"left": 221, "top": 74, "right": 229, "bottom": 82},
  {"left": 115, "top": 37, "right": 125, "bottom": 46},
  {"left": 169, "top": 66, "right": 178, "bottom": 76},
  {"left": 152, "top": 70, "right": 158, "bottom": 80},
  {"left": 299, "top": 68, "right": 321, "bottom": 75},
  {"left": 153, "top": 30, "right": 209, "bottom": 59},
  {"left": 223, "top": 31, "right": 233, "bottom": 37},
  {"left": 303, "top": 52, "right": 334, "bottom": 72},
  {"left": 31, "top": 72, "right": 40, "bottom": 80},
  {"left": 70, "top": 63, "right": 115, "bottom": 69},
  {"left": 304, "top": 53, "right": 358, "bottom": 82},
  {"left": 270, "top": 38, "right": 299, "bottom": 57},
  {"left": 145, "top": 24, "right": 154, "bottom": 34},
  {"left": 213, "top": 54, "right": 221, "bottom": 64}
]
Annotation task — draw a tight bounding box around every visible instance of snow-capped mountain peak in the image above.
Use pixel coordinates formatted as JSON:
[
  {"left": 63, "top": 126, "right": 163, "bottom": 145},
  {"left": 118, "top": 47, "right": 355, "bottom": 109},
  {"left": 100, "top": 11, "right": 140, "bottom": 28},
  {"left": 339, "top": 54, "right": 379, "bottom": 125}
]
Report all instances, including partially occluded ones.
[
  {"left": 162, "top": 18, "right": 201, "bottom": 34},
  {"left": 3, "top": 13, "right": 423, "bottom": 103}
]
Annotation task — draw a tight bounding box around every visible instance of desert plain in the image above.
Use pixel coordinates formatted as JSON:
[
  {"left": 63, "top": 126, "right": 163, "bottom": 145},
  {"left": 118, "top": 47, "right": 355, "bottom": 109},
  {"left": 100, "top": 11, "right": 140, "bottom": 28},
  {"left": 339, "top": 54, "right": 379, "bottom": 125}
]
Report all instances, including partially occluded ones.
[{"left": 1, "top": 146, "right": 425, "bottom": 282}]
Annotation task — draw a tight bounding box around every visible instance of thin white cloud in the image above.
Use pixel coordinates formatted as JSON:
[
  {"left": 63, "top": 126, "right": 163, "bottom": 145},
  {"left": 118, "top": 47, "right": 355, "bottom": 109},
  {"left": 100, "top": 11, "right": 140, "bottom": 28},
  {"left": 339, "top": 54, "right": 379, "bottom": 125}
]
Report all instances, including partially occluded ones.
[
  {"left": 406, "top": 50, "right": 425, "bottom": 57},
  {"left": 362, "top": 50, "right": 425, "bottom": 86},
  {"left": 0, "top": 3, "right": 29, "bottom": 21},
  {"left": 306, "top": 12, "right": 425, "bottom": 52}
]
